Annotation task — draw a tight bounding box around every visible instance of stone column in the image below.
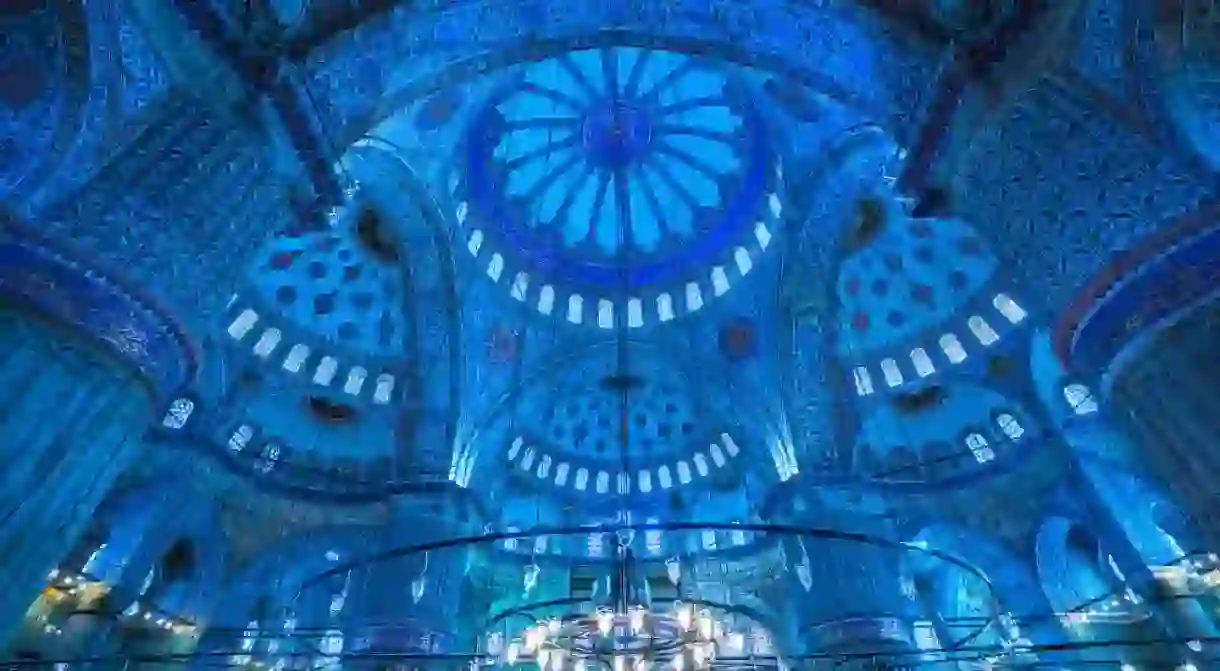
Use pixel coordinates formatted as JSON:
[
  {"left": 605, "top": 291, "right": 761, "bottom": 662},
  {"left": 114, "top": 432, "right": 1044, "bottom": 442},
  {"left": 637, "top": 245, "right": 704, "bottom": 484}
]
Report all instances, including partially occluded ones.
[
  {"left": 772, "top": 501, "right": 922, "bottom": 669},
  {"left": 1108, "top": 301, "right": 1220, "bottom": 546},
  {"left": 0, "top": 305, "right": 155, "bottom": 645}
]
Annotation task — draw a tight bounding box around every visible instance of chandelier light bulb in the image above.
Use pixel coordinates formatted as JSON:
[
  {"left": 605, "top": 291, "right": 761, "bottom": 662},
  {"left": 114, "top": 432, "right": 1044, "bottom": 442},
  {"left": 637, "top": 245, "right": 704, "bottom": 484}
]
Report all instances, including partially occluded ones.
[
  {"left": 537, "top": 648, "right": 551, "bottom": 670},
  {"left": 697, "top": 612, "right": 713, "bottom": 640},
  {"left": 692, "top": 645, "right": 707, "bottom": 668},
  {"left": 666, "top": 558, "right": 681, "bottom": 585},
  {"left": 550, "top": 649, "right": 565, "bottom": 671},
  {"left": 575, "top": 659, "right": 586, "bottom": 671},
  {"left": 671, "top": 655, "right": 684, "bottom": 671},
  {"left": 548, "top": 618, "right": 561, "bottom": 636},
  {"left": 597, "top": 609, "right": 614, "bottom": 636},
  {"left": 630, "top": 606, "right": 645, "bottom": 634},
  {"left": 675, "top": 603, "right": 692, "bottom": 631},
  {"left": 507, "top": 642, "right": 520, "bottom": 665},
  {"left": 614, "top": 656, "right": 625, "bottom": 671}
]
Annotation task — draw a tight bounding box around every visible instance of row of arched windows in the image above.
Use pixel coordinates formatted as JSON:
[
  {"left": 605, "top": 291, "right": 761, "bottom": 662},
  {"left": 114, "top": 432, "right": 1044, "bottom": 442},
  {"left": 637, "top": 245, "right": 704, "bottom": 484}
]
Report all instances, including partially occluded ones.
[
  {"left": 226, "top": 424, "right": 281, "bottom": 473},
  {"left": 228, "top": 308, "right": 396, "bottom": 404},
  {"left": 853, "top": 294, "right": 1027, "bottom": 396}
]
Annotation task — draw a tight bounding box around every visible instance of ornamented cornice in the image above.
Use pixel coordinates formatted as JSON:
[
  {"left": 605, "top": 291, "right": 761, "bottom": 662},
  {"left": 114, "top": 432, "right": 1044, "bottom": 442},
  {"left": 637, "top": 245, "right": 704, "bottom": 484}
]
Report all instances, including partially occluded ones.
[{"left": 0, "top": 218, "right": 197, "bottom": 399}]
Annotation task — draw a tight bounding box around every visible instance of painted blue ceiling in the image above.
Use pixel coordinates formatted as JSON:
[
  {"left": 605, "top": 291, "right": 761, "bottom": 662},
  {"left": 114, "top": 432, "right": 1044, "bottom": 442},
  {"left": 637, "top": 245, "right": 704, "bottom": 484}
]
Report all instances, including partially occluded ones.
[
  {"left": 6, "top": 1, "right": 1220, "bottom": 667},
  {"left": 837, "top": 214, "right": 999, "bottom": 355},
  {"left": 250, "top": 225, "right": 409, "bottom": 357}
]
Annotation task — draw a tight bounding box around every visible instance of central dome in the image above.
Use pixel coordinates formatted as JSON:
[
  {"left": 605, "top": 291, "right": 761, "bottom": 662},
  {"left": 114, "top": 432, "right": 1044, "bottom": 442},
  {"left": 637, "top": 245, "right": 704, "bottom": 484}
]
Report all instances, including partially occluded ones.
[{"left": 454, "top": 47, "right": 783, "bottom": 327}]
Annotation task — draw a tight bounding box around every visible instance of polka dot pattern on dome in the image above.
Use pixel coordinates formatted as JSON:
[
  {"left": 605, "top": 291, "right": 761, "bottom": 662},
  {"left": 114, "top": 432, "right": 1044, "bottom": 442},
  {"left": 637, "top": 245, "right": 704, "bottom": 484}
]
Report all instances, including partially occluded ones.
[
  {"left": 251, "top": 227, "right": 409, "bottom": 355},
  {"left": 836, "top": 215, "right": 998, "bottom": 355},
  {"left": 543, "top": 381, "right": 699, "bottom": 462}
]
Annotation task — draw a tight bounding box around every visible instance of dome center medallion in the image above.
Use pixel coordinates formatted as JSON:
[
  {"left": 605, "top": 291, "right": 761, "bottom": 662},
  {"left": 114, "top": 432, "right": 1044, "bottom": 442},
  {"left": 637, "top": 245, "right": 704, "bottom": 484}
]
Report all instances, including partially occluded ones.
[{"left": 581, "top": 102, "right": 653, "bottom": 170}]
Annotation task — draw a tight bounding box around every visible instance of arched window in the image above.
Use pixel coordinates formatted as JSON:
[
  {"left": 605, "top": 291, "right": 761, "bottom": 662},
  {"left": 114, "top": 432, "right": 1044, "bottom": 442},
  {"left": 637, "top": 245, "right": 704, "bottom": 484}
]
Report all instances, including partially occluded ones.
[
  {"left": 658, "top": 292, "right": 676, "bottom": 322},
  {"left": 228, "top": 425, "right": 253, "bottom": 452},
  {"left": 253, "top": 328, "right": 282, "bottom": 357},
  {"left": 568, "top": 294, "right": 584, "bottom": 324},
  {"left": 685, "top": 282, "right": 704, "bottom": 311},
  {"left": 598, "top": 299, "right": 614, "bottom": 329},
  {"left": 538, "top": 285, "right": 556, "bottom": 315},
  {"left": 853, "top": 367, "right": 874, "bottom": 396},
  {"left": 257, "top": 443, "right": 281, "bottom": 474},
  {"left": 373, "top": 374, "right": 395, "bottom": 404},
  {"left": 588, "top": 532, "right": 605, "bottom": 557},
  {"left": 314, "top": 357, "right": 339, "bottom": 385},
  {"left": 997, "top": 413, "right": 1025, "bottom": 440},
  {"left": 966, "top": 433, "right": 995, "bottom": 464},
  {"left": 1064, "top": 383, "right": 1098, "bottom": 415},
  {"left": 881, "top": 358, "right": 904, "bottom": 387},
  {"left": 939, "top": 333, "right": 968, "bottom": 363},
  {"left": 993, "top": 293, "right": 1027, "bottom": 323},
  {"left": 967, "top": 316, "right": 999, "bottom": 346},
  {"left": 646, "top": 517, "right": 662, "bottom": 556},
  {"left": 628, "top": 298, "right": 644, "bottom": 328},
  {"left": 283, "top": 344, "right": 310, "bottom": 372},
  {"left": 911, "top": 348, "right": 936, "bottom": 377},
  {"left": 343, "top": 366, "right": 367, "bottom": 395},
  {"left": 227, "top": 309, "right": 259, "bottom": 340},
  {"left": 161, "top": 398, "right": 194, "bottom": 429}
]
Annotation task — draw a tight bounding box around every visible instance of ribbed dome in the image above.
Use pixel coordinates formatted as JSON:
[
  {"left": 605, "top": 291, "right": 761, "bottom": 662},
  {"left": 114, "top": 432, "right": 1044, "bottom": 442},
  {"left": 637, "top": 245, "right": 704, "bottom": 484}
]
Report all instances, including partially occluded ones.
[{"left": 454, "top": 46, "right": 782, "bottom": 327}]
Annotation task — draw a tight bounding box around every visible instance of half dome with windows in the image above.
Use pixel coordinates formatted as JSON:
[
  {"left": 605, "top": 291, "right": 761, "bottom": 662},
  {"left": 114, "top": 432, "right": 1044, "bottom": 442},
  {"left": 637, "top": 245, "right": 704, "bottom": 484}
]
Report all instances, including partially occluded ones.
[{"left": 836, "top": 198, "right": 1031, "bottom": 398}]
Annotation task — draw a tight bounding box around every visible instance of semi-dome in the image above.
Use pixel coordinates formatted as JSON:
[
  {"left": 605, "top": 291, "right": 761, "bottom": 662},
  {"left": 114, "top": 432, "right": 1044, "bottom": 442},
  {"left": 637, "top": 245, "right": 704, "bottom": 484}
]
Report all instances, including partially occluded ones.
[
  {"left": 453, "top": 47, "right": 784, "bottom": 328},
  {"left": 478, "top": 342, "right": 756, "bottom": 507},
  {"left": 248, "top": 212, "right": 410, "bottom": 357},
  {"left": 837, "top": 211, "right": 998, "bottom": 355}
]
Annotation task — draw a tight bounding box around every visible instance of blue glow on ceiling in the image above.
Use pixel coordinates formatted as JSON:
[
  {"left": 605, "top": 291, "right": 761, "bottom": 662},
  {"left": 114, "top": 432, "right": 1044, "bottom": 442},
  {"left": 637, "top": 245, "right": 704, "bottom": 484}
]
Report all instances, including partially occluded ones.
[{"left": 461, "top": 46, "right": 774, "bottom": 289}]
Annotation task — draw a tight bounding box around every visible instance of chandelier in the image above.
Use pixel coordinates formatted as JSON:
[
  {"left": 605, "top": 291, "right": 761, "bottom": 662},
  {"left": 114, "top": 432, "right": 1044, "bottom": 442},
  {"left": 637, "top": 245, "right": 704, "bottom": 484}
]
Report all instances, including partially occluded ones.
[
  {"left": 502, "top": 601, "right": 719, "bottom": 671},
  {"left": 492, "top": 535, "right": 720, "bottom": 671}
]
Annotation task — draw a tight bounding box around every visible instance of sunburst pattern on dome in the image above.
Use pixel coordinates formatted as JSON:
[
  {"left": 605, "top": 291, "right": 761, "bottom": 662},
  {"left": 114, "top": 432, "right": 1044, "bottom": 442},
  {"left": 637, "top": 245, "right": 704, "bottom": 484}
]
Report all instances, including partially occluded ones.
[
  {"left": 492, "top": 48, "right": 744, "bottom": 255},
  {"left": 456, "top": 47, "right": 781, "bottom": 327}
]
